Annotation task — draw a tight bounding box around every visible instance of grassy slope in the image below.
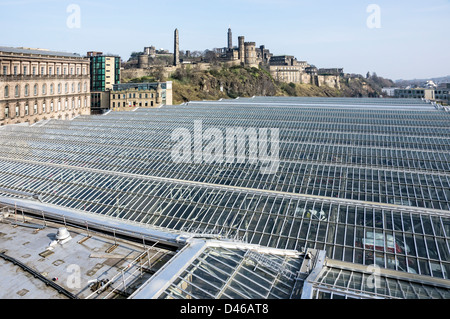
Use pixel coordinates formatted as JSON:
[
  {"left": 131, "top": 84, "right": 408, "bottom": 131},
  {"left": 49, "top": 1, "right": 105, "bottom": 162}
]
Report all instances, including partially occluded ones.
[{"left": 122, "top": 65, "right": 389, "bottom": 105}]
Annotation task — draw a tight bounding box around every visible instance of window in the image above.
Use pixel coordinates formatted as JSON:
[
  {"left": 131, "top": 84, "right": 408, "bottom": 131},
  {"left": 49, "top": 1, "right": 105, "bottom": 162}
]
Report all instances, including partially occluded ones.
[
  {"left": 32, "top": 67, "right": 36, "bottom": 76},
  {"left": 72, "top": 83, "right": 75, "bottom": 93},
  {"left": 58, "top": 83, "right": 61, "bottom": 94},
  {"left": 43, "top": 102, "right": 46, "bottom": 113},
  {"left": 49, "top": 67, "right": 53, "bottom": 76},
  {"left": 50, "top": 102, "right": 54, "bottom": 112},
  {"left": 23, "top": 66, "right": 28, "bottom": 75},
  {"left": 25, "top": 85, "right": 29, "bottom": 97},
  {"left": 42, "top": 84, "right": 46, "bottom": 95},
  {"left": 65, "top": 100, "right": 68, "bottom": 110},
  {"left": 25, "top": 104, "right": 29, "bottom": 116},
  {"left": 57, "top": 67, "right": 60, "bottom": 75},
  {"left": 70, "top": 68, "right": 74, "bottom": 75},
  {"left": 58, "top": 101, "right": 61, "bottom": 111},
  {"left": 13, "top": 66, "right": 18, "bottom": 76},
  {"left": 65, "top": 83, "right": 68, "bottom": 93},
  {"left": 15, "top": 105, "right": 19, "bottom": 117},
  {"left": 50, "top": 84, "right": 54, "bottom": 94},
  {"left": 2, "top": 66, "right": 7, "bottom": 75},
  {"left": 112, "top": 102, "right": 115, "bottom": 108},
  {"left": 78, "top": 83, "right": 81, "bottom": 92},
  {"left": 14, "top": 85, "right": 19, "bottom": 97},
  {"left": 33, "top": 103, "right": 37, "bottom": 114},
  {"left": 4, "top": 106, "right": 9, "bottom": 118},
  {"left": 84, "top": 82, "right": 87, "bottom": 92},
  {"left": 41, "top": 67, "right": 45, "bottom": 75},
  {"left": 64, "top": 68, "right": 67, "bottom": 75},
  {"left": 34, "top": 84, "right": 38, "bottom": 96},
  {"left": 4, "top": 85, "right": 9, "bottom": 98}
]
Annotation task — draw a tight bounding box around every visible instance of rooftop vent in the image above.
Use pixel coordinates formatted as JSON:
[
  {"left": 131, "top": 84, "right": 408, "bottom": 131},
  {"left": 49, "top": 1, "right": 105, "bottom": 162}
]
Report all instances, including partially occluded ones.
[{"left": 56, "top": 227, "right": 71, "bottom": 242}]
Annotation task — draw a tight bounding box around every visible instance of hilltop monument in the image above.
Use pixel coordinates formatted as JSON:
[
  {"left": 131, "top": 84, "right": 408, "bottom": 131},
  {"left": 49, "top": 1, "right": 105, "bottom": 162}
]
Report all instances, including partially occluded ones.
[{"left": 174, "top": 28, "right": 180, "bottom": 66}]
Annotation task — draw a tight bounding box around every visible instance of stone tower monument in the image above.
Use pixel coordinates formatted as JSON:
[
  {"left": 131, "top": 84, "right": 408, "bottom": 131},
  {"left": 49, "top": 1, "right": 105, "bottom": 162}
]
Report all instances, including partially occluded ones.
[
  {"left": 174, "top": 28, "right": 180, "bottom": 66},
  {"left": 238, "top": 36, "right": 245, "bottom": 63},
  {"left": 228, "top": 28, "right": 233, "bottom": 50}
]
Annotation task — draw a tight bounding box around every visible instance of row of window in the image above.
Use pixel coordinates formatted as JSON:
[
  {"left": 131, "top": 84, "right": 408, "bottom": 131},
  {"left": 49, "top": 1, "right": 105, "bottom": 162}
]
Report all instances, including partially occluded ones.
[
  {"left": 111, "top": 93, "right": 155, "bottom": 99},
  {"left": 112, "top": 101, "right": 154, "bottom": 108},
  {"left": 3, "top": 98, "right": 88, "bottom": 119},
  {"left": 3, "top": 82, "right": 88, "bottom": 98},
  {"left": 2, "top": 64, "right": 88, "bottom": 76}
]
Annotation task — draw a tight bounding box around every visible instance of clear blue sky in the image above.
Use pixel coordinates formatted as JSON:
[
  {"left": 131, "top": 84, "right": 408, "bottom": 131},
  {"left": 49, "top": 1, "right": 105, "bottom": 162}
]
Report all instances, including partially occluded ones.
[{"left": 1, "top": 0, "right": 449, "bottom": 80}]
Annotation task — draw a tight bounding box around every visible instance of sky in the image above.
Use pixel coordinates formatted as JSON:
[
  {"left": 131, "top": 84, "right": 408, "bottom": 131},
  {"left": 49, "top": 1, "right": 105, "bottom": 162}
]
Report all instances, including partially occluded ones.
[{"left": 0, "top": 0, "right": 449, "bottom": 81}]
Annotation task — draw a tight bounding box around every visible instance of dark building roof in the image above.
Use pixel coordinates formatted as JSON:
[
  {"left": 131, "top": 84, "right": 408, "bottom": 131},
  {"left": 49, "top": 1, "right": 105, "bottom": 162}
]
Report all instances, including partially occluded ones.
[{"left": 0, "top": 46, "right": 82, "bottom": 58}]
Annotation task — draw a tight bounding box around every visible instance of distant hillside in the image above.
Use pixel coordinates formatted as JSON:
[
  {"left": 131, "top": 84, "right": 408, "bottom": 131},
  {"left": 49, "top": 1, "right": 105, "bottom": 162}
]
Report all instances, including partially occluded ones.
[
  {"left": 123, "top": 65, "right": 393, "bottom": 105},
  {"left": 396, "top": 75, "right": 450, "bottom": 87}
]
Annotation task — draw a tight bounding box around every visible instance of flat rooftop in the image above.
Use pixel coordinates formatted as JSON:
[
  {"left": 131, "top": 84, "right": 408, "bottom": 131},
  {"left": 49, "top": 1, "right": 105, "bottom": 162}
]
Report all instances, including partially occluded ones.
[{"left": 0, "top": 209, "right": 175, "bottom": 299}]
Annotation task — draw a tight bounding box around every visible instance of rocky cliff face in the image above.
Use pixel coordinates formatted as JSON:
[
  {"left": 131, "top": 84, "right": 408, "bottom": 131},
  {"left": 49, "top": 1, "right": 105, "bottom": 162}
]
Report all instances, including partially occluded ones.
[{"left": 172, "top": 66, "right": 278, "bottom": 102}]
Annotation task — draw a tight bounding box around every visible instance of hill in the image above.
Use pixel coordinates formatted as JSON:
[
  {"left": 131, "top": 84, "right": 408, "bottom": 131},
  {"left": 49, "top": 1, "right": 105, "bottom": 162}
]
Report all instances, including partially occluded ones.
[
  {"left": 123, "top": 65, "right": 393, "bottom": 105},
  {"left": 395, "top": 75, "right": 450, "bottom": 87}
]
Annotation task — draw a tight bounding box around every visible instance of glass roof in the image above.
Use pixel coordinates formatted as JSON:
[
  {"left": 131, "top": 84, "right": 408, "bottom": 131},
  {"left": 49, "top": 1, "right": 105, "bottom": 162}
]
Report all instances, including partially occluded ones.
[
  {"left": 0, "top": 97, "right": 449, "bottom": 289},
  {"left": 157, "top": 245, "right": 304, "bottom": 300},
  {"left": 309, "top": 263, "right": 450, "bottom": 299}
]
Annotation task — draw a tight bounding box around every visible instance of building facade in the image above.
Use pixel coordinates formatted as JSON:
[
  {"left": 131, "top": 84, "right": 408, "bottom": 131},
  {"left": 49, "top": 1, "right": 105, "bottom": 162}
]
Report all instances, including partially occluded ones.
[
  {"left": 0, "top": 46, "right": 91, "bottom": 126},
  {"left": 435, "top": 85, "right": 450, "bottom": 103},
  {"left": 88, "top": 53, "right": 120, "bottom": 92},
  {"left": 109, "top": 81, "right": 173, "bottom": 111},
  {"left": 318, "top": 68, "right": 344, "bottom": 76},
  {"left": 87, "top": 52, "right": 121, "bottom": 113},
  {"left": 382, "top": 87, "right": 399, "bottom": 97},
  {"left": 394, "top": 88, "right": 435, "bottom": 100}
]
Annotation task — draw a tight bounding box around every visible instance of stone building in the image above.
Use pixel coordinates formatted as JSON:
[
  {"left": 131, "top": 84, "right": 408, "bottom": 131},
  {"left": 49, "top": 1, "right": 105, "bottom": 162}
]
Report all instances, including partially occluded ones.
[
  {"left": 269, "top": 55, "right": 309, "bottom": 83},
  {"left": 318, "top": 68, "right": 344, "bottom": 76},
  {"left": 218, "top": 33, "right": 268, "bottom": 68},
  {"left": 109, "top": 81, "right": 173, "bottom": 111},
  {"left": 144, "top": 46, "right": 156, "bottom": 58},
  {"left": 129, "top": 27, "right": 343, "bottom": 90},
  {"left": 244, "top": 42, "right": 258, "bottom": 68},
  {"left": 0, "top": 46, "right": 91, "bottom": 126},
  {"left": 257, "top": 45, "right": 272, "bottom": 65}
]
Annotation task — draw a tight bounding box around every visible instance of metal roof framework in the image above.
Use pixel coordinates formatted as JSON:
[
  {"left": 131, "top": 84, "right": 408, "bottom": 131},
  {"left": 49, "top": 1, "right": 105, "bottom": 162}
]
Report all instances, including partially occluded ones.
[{"left": 0, "top": 97, "right": 449, "bottom": 299}]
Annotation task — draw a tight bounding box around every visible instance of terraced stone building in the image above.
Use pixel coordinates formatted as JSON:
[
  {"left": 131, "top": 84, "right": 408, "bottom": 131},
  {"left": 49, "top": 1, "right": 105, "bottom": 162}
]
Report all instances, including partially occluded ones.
[{"left": 0, "top": 46, "right": 91, "bottom": 126}]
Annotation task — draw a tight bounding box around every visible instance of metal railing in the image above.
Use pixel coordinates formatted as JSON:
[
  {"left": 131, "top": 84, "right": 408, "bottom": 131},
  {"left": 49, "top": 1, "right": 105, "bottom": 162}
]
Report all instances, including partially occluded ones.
[{"left": 84, "top": 243, "right": 168, "bottom": 299}]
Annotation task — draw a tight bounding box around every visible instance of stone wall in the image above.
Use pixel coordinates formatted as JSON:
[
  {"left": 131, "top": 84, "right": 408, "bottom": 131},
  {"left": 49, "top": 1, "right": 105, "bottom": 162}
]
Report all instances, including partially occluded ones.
[{"left": 317, "top": 75, "right": 341, "bottom": 89}]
